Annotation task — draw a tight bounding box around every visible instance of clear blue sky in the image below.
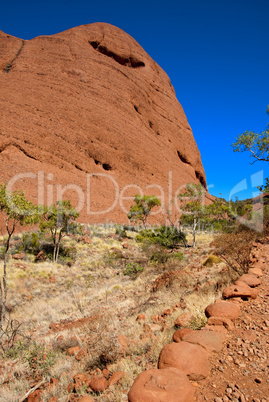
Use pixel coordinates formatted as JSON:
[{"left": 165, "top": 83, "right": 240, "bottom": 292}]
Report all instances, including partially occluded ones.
[{"left": 1, "top": 0, "right": 268, "bottom": 200}]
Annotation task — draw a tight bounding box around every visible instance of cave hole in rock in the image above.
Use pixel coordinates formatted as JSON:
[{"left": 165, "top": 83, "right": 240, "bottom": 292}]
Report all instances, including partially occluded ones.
[
  {"left": 102, "top": 163, "right": 112, "bottom": 171},
  {"left": 195, "top": 171, "right": 207, "bottom": 188},
  {"left": 134, "top": 105, "right": 140, "bottom": 114},
  {"left": 177, "top": 150, "right": 191, "bottom": 165},
  {"left": 89, "top": 41, "right": 145, "bottom": 68}
]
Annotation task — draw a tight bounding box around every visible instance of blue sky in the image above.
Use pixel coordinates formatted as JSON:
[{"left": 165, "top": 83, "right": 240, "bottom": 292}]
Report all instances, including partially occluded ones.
[{"left": 1, "top": 0, "right": 268, "bottom": 200}]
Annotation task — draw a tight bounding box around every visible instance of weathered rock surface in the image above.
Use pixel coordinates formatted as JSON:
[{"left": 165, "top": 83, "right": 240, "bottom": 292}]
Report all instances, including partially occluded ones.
[
  {"left": 222, "top": 283, "right": 259, "bottom": 300},
  {"left": 0, "top": 23, "right": 207, "bottom": 223},
  {"left": 128, "top": 367, "right": 195, "bottom": 402},
  {"left": 158, "top": 341, "right": 209, "bottom": 380},
  {"left": 206, "top": 316, "right": 234, "bottom": 331},
  {"left": 235, "top": 274, "right": 261, "bottom": 287},
  {"left": 205, "top": 301, "right": 241, "bottom": 321},
  {"left": 79, "top": 396, "right": 94, "bottom": 402},
  {"left": 248, "top": 267, "right": 263, "bottom": 277},
  {"left": 182, "top": 330, "right": 225, "bottom": 352},
  {"left": 173, "top": 328, "right": 193, "bottom": 342}
]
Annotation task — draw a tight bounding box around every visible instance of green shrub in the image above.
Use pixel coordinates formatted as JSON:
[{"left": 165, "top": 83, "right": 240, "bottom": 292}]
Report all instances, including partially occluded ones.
[
  {"left": 123, "top": 262, "right": 144, "bottom": 278},
  {"left": 136, "top": 226, "right": 186, "bottom": 249},
  {"left": 115, "top": 225, "right": 127, "bottom": 239},
  {"left": 22, "top": 232, "right": 41, "bottom": 254},
  {"left": 171, "top": 251, "right": 185, "bottom": 261},
  {"left": 150, "top": 249, "right": 169, "bottom": 264},
  {"left": 189, "top": 312, "right": 207, "bottom": 330},
  {"left": 24, "top": 342, "right": 56, "bottom": 375}
]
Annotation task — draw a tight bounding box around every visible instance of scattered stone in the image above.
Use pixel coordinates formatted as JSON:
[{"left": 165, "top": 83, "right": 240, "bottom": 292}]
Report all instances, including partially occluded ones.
[
  {"left": 79, "top": 396, "right": 94, "bottom": 402},
  {"left": 75, "top": 347, "right": 87, "bottom": 361},
  {"left": 128, "top": 367, "right": 195, "bottom": 401},
  {"left": 73, "top": 373, "right": 91, "bottom": 391},
  {"left": 117, "top": 334, "right": 131, "bottom": 354},
  {"left": 67, "top": 346, "right": 80, "bottom": 356},
  {"left": 222, "top": 283, "right": 259, "bottom": 300},
  {"left": 48, "top": 397, "right": 58, "bottom": 402},
  {"left": 158, "top": 341, "right": 209, "bottom": 380},
  {"left": 108, "top": 371, "right": 125, "bottom": 386},
  {"left": 49, "top": 275, "right": 56, "bottom": 283},
  {"left": 173, "top": 328, "right": 193, "bottom": 342},
  {"left": 89, "top": 376, "right": 108, "bottom": 393},
  {"left": 27, "top": 389, "right": 43, "bottom": 402},
  {"left": 78, "top": 234, "right": 92, "bottom": 244},
  {"left": 205, "top": 301, "right": 241, "bottom": 321},
  {"left": 12, "top": 252, "right": 25, "bottom": 260},
  {"left": 174, "top": 313, "right": 192, "bottom": 328},
  {"left": 35, "top": 251, "right": 46, "bottom": 262},
  {"left": 136, "top": 314, "right": 146, "bottom": 322},
  {"left": 235, "top": 274, "right": 261, "bottom": 287}
]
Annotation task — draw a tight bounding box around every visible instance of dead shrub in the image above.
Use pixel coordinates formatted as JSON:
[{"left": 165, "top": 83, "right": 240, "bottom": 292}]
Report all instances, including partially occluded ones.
[
  {"left": 213, "top": 228, "right": 256, "bottom": 275},
  {"left": 84, "top": 333, "right": 121, "bottom": 370},
  {"left": 51, "top": 335, "right": 79, "bottom": 352}
]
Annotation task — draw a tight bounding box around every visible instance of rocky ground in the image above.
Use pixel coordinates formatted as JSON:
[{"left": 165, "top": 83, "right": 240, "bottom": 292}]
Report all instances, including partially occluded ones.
[
  {"left": 0, "top": 228, "right": 268, "bottom": 401},
  {"left": 197, "top": 246, "right": 269, "bottom": 402},
  {"left": 127, "top": 242, "right": 269, "bottom": 402}
]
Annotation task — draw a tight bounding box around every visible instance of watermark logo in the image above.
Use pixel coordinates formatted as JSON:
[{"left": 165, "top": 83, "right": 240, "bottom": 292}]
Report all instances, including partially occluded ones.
[{"left": 3, "top": 169, "right": 267, "bottom": 232}]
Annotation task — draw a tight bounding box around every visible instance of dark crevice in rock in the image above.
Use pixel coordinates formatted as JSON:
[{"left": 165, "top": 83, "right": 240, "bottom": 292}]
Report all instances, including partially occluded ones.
[
  {"left": 74, "top": 164, "right": 83, "bottom": 172},
  {"left": 89, "top": 41, "right": 145, "bottom": 68},
  {"left": 3, "top": 40, "right": 25, "bottom": 73},
  {"left": 195, "top": 171, "right": 207, "bottom": 189},
  {"left": 177, "top": 150, "right": 191, "bottom": 165},
  {"left": 94, "top": 159, "right": 112, "bottom": 171},
  {"left": 0, "top": 142, "right": 38, "bottom": 161},
  {"left": 134, "top": 105, "right": 141, "bottom": 114},
  {"left": 102, "top": 163, "right": 112, "bottom": 171}
]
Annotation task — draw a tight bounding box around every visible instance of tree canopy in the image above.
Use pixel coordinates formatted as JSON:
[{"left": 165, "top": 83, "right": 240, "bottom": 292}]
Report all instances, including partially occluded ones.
[
  {"left": 127, "top": 195, "right": 161, "bottom": 227},
  {"left": 232, "top": 106, "right": 269, "bottom": 192},
  {"left": 40, "top": 200, "right": 79, "bottom": 263}
]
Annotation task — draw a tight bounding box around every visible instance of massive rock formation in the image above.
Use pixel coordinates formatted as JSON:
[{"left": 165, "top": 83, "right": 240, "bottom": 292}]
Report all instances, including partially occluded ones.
[{"left": 0, "top": 23, "right": 207, "bottom": 223}]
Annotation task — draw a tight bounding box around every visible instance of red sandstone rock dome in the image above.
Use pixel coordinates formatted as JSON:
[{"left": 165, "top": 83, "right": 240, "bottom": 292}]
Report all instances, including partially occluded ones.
[{"left": 0, "top": 22, "right": 207, "bottom": 222}]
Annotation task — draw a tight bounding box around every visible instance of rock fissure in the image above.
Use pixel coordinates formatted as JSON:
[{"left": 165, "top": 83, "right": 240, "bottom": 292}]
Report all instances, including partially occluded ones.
[
  {"left": 3, "top": 40, "right": 25, "bottom": 73},
  {"left": 89, "top": 40, "right": 145, "bottom": 68},
  {"left": 0, "top": 142, "right": 38, "bottom": 161}
]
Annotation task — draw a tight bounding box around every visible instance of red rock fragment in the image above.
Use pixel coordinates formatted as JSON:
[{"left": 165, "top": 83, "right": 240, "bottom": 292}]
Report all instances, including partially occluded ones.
[
  {"left": 173, "top": 328, "right": 193, "bottom": 342},
  {"left": 89, "top": 376, "right": 108, "bottom": 393},
  {"left": 205, "top": 300, "right": 240, "bottom": 321},
  {"left": 158, "top": 341, "right": 209, "bottom": 381},
  {"left": 128, "top": 367, "right": 195, "bottom": 402}
]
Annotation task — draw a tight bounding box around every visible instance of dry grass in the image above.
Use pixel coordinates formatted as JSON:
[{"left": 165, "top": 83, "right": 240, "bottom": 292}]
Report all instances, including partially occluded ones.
[{"left": 0, "top": 225, "right": 234, "bottom": 400}]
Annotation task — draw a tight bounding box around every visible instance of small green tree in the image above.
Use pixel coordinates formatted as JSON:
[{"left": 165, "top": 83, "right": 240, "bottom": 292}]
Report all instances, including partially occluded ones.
[
  {"left": 232, "top": 106, "right": 269, "bottom": 191},
  {"left": 127, "top": 195, "right": 161, "bottom": 227},
  {"left": 178, "top": 183, "right": 208, "bottom": 247},
  {"left": 0, "top": 184, "right": 38, "bottom": 325},
  {"left": 40, "top": 200, "right": 79, "bottom": 263}
]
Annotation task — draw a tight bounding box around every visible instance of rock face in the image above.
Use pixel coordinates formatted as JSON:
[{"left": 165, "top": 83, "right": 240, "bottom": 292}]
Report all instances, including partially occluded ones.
[{"left": 0, "top": 23, "right": 207, "bottom": 223}]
